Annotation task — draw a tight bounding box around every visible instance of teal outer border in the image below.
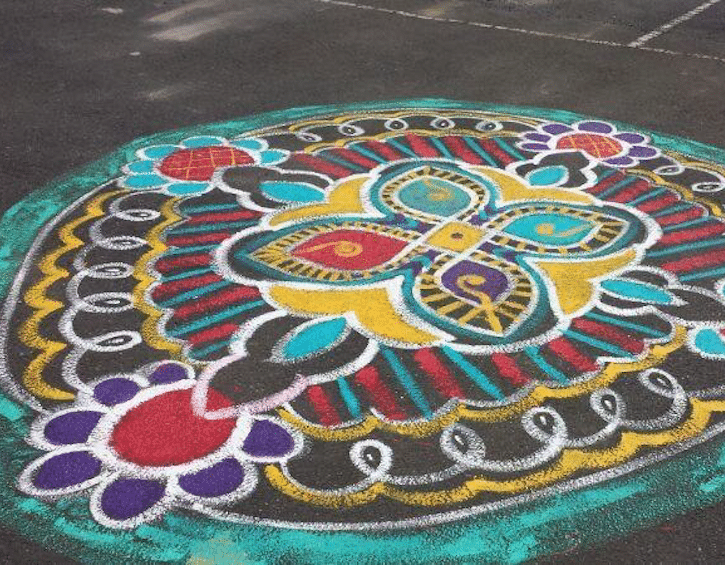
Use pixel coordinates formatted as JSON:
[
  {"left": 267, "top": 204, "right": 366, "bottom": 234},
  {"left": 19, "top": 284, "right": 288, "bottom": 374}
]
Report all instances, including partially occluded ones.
[{"left": 3, "top": 99, "right": 725, "bottom": 564}]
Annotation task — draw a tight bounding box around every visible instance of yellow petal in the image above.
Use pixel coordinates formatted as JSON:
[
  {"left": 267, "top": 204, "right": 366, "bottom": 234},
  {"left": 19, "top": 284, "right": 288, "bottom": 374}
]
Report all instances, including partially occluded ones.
[{"left": 533, "top": 249, "right": 636, "bottom": 315}]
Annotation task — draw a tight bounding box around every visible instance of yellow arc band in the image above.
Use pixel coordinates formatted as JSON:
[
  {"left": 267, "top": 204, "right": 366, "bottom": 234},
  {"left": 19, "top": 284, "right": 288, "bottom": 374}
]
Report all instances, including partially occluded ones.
[
  {"left": 20, "top": 192, "right": 183, "bottom": 401},
  {"left": 266, "top": 395, "right": 720, "bottom": 507},
  {"left": 20, "top": 191, "right": 123, "bottom": 401}
]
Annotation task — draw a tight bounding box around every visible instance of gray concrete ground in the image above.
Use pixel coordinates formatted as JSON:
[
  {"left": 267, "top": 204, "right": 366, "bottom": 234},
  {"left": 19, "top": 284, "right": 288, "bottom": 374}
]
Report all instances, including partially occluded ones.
[{"left": 3, "top": 0, "right": 725, "bottom": 562}]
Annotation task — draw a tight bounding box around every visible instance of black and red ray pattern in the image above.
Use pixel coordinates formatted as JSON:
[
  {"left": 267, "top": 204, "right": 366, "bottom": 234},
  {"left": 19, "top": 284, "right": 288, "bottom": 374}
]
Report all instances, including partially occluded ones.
[
  {"left": 282, "top": 134, "right": 521, "bottom": 180},
  {"left": 286, "top": 310, "right": 673, "bottom": 427},
  {"left": 584, "top": 170, "right": 725, "bottom": 283},
  {"left": 151, "top": 195, "right": 270, "bottom": 361}
]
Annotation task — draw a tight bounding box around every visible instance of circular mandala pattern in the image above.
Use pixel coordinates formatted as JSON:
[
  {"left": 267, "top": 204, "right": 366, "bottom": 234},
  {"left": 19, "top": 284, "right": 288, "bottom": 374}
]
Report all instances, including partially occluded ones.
[{"left": 5, "top": 100, "right": 725, "bottom": 562}]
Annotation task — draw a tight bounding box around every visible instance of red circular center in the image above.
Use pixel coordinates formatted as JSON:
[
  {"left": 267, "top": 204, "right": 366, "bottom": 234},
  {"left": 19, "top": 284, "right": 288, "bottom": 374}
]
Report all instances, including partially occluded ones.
[
  {"left": 110, "top": 388, "right": 236, "bottom": 467},
  {"left": 159, "top": 146, "right": 254, "bottom": 181},
  {"left": 556, "top": 133, "right": 623, "bottom": 159}
]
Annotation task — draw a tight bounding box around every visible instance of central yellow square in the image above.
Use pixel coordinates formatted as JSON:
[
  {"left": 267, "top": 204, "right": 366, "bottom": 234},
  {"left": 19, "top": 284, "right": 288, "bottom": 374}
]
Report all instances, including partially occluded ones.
[{"left": 425, "top": 222, "right": 486, "bottom": 252}]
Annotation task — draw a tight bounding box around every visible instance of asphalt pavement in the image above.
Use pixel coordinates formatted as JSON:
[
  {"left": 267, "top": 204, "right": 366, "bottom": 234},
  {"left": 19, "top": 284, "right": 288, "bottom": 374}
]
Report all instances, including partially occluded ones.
[{"left": 3, "top": 0, "right": 725, "bottom": 562}]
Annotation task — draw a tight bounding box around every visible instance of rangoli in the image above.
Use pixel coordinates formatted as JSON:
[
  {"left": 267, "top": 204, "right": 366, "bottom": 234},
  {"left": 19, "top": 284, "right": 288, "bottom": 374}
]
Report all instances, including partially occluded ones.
[{"left": 4, "top": 100, "right": 725, "bottom": 562}]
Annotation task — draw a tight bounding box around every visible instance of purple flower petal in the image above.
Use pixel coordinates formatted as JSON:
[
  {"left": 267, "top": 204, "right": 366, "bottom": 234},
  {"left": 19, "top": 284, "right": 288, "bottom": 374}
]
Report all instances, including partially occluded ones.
[
  {"left": 519, "top": 142, "right": 550, "bottom": 152},
  {"left": 149, "top": 363, "right": 189, "bottom": 385},
  {"left": 604, "top": 156, "right": 635, "bottom": 167},
  {"left": 32, "top": 451, "right": 102, "bottom": 490},
  {"left": 523, "top": 133, "right": 551, "bottom": 143},
  {"left": 542, "top": 124, "right": 572, "bottom": 135},
  {"left": 627, "top": 146, "right": 658, "bottom": 159},
  {"left": 94, "top": 378, "right": 140, "bottom": 406},
  {"left": 615, "top": 133, "right": 646, "bottom": 144},
  {"left": 578, "top": 121, "right": 614, "bottom": 134},
  {"left": 100, "top": 478, "right": 165, "bottom": 520},
  {"left": 242, "top": 419, "right": 295, "bottom": 459},
  {"left": 44, "top": 411, "right": 103, "bottom": 445},
  {"left": 178, "top": 458, "right": 244, "bottom": 497}
]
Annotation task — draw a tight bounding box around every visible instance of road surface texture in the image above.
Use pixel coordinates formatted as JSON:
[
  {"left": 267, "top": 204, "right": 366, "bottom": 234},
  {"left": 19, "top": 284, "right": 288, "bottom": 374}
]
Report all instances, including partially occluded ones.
[{"left": 3, "top": 0, "right": 725, "bottom": 563}]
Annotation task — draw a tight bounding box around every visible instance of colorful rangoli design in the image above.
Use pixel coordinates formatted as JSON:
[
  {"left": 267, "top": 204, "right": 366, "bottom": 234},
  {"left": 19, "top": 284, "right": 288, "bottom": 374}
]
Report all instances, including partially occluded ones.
[{"left": 5, "top": 101, "right": 725, "bottom": 562}]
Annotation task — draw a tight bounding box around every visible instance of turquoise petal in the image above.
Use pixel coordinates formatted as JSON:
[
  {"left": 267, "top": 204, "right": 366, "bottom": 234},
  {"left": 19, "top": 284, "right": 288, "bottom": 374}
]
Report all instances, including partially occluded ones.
[
  {"left": 167, "top": 182, "right": 209, "bottom": 195},
  {"left": 140, "top": 145, "right": 178, "bottom": 159},
  {"left": 124, "top": 174, "right": 166, "bottom": 189},
  {"left": 127, "top": 160, "right": 156, "bottom": 173},
  {"left": 600, "top": 279, "right": 675, "bottom": 304},
  {"left": 281, "top": 318, "right": 348, "bottom": 361},
  {"left": 259, "top": 149, "right": 288, "bottom": 164},
  {"left": 260, "top": 181, "right": 325, "bottom": 203},
  {"left": 526, "top": 165, "right": 568, "bottom": 186},
  {"left": 398, "top": 177, "right": 471, "bottom": 217},
  {"left": 231, "top": 138, "right": 264, "bottom": 151},
  {"left": 181, "top": 136, "right": 225, "bottom": 148},
  {"left": 694, "top": 328, "right": 725, "bottom": 356},
  {"left": 503, "top": 213, "right": 592, "bottom": 246}
]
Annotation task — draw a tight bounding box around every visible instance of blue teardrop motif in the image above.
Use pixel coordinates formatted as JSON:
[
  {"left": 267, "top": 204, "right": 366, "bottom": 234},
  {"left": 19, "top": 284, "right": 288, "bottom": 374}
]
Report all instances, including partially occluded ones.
[
  {"left": 182, "top": 136, "right": 224, "bottom": 148},
  {"left": 141, "top": 145, "right": 177, "bottom": 159},
  {"left": 231, "top": 138, "right": 264, "bottom": 151},
  {"left": 503, "top": 213, "right": 592, "bottom": 246},
  {"left": 259, "top": 150, "right": 288, "bottom": 164},
  {"left": 694, "top": 328, "right": 725, "bottom": 355},
  {"left": 600, "top": 279, "right": 675, "bottom": 304},
  {"left": 124, "top": 174, "right": 166, "bottom": 188},
  {"left": 167, "top": 182, "right": 208, "bottom": 195},
  {"left": 127, "top": 160, "right": 156, "bottom": 173},
  {"left": 260, "top": 181, "right": 325, "bottom": 203},
  {"left": 526, "top": 165, "right": 568, "bottom": 186},
  {"left": 281, "top": 318, "right": 348, "bottom": 361}
]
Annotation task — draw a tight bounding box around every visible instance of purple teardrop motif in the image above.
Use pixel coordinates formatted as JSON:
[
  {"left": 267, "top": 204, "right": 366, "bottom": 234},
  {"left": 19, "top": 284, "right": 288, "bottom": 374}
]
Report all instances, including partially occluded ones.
[
  {"left": 242, "top": 419, "right": 295, "bottom": 458},
  {"left": 627, "top": 146, "right": 658, "bottom": 158},
  {"left": 542, "top": 124, "right": 572, "bottom": 135},
  {"left": 178, "top": 458, "right": 245, "bottom": 497},
  {"left": 149, "top": 363, "right": 188, "bottom": 385},
  {"left": 100, "top": 478, "right": 165, "bottom": 520},
  {"left": 523, "top": 133, "right": 551, "bottom": 143},
  {"left": 578, "top": 121, "right": 614, "bottom": 134},
  {"left": 32, "top": 451, "right": 102, "bottom": 490},
  {"left": 44, "top": 411, "right": 103, "bottom": 445},
  {"left": 605, "top": 156, "right": 636, "bottom": 167},
  {"left": 519, "top": 142, "right": 550, "bottom": 152},
  {"left": 615, "top": 133, "right": 646, "bottom": 144},
  {"left": 94, "top": 378, "right": 140, "bottom": 406}
]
